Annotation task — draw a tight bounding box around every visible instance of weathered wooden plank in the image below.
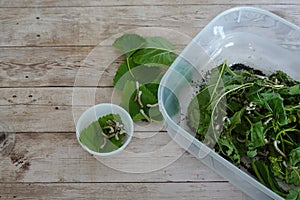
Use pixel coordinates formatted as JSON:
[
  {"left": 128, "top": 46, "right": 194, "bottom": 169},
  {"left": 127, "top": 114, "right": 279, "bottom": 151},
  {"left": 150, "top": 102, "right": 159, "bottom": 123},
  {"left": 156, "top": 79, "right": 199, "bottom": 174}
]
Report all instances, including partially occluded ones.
[
  {"left": 0, "top": 5, "right": 299, "bottom": 46},
  {"left": 0, "top": 132, "right": 224, "bottom": 182},
  {"left": 0, "top": 87, "right": 114, "bottom": 106},
  {"left": 0, "top": 87, "right": 166, "bottom": 132},
  {"left": 0, "top": 105, "right": 165, "bottom": 132},
  {"left": 0, "top": 46, "right": 87, "bottom": 87},
  {"left": 0, "top": 44, "right": 187, "bottom": 87},
  {"left": 0, "top": 182, "right": 249, "bottom": 200},
  {"left": 0, "top": 46, "right": 119, "bottom": 87},
  {"left": 0, "top": 0, "right": 299, "bottom": 7}
]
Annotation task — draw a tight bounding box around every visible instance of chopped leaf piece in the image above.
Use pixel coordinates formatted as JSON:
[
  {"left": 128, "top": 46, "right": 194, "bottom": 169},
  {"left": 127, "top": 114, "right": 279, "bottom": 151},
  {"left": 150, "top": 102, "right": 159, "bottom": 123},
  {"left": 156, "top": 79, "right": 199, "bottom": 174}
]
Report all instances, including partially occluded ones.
[
  {"left": 261, "top": 93, "right": 288, "bottom": 125},
  {"left": 288, "top": 147, "right": 300, "bottom": 166},
  {"left": 187, "top": 62, "right": 300, "bottom": 197},
  {"left": 79, "top": 121, "right": 103, "bottom": 152},
  {"left": 289, "top": 85, "right": 300, "bottom": 95},
  {"left": 250, "top": 121, "right": 265, "bottom": 148},
  {"left": 286, "top": 188, "right": 300, "bottom": 200}
]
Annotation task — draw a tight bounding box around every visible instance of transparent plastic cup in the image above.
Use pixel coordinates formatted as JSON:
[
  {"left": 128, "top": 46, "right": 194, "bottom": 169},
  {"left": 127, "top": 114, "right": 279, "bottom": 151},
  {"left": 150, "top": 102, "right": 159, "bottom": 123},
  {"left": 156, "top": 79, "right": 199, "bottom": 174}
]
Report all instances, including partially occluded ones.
[{"left": 75, "top": 103, "right": 134, "bottom": 157}]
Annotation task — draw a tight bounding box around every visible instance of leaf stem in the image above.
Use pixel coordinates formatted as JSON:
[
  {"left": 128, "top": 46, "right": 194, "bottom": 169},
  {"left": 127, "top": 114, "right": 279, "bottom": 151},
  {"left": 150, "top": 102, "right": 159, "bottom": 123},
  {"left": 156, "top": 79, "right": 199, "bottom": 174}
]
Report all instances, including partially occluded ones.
[
  {"left": 244, "top": 115, "right": 253, "bottom": 125},
  {"left": 251, "top": 159, "right": 267, "bottom": 186},
  {"left": 126, "top": 57, "right": 135, "bottom": 78},
  {"left": 282, "top": 139, "right": 294, "bottom": 146},
  {"left": 280, "top": 134, "right": 285, "bottom": 155},
  {"left": 210, "top": 83, "right": 254, "bottom": 140},
  {"left": 211, "top": 83, "right": 254, "bottom": 120},
  {"left": 285, "top": 103, "right": 300, "bottom": 111},
  {"left": 276, "top": 128, "right": 300, "bottom": 141},
  {"left": 210, "top": 61, "right": 226, "bottom": 102},
  {"left": 292, "top": 168, "right": 300, "bottom": 181},
  {"left": 273, "top": 140, "right": 287, "bottom": 158},
  {"left": 226, "top": 65, "right": 238, "bottom": 77}
]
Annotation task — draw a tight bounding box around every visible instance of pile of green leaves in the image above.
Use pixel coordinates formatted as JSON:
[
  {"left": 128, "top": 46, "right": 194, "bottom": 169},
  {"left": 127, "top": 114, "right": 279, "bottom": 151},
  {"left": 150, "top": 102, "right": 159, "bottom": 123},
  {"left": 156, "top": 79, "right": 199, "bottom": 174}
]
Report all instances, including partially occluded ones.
[
  {"left": 188, "top": 62, "right": 300, "bottom": 199},
  {"left": 79, "top": 114, "right": 126, "bottom": 153},
  {"left": 113, "top": 34, "right": 177, "bottom": 122}
]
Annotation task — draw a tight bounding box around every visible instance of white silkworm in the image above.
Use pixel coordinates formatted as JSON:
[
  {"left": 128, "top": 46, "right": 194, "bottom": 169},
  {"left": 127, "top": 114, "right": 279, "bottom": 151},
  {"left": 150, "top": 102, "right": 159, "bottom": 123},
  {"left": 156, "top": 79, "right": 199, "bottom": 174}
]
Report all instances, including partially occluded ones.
[
  {"left": 103, "top": 126, "right": 114, "bottom": 134},
  {"left": 273, "top": 140, "right": 286, "bottom": 158},
  {"left": 140, "top": 109, "right": 151, "bottom": 122},
  {"left": 101, "top": 132, "right": 109, "bottom": 139},
  {"left": 119, "top": 130, "right": 127, "bottom": 135},
  {"left": 135, "top": 81, "right": 140, "bottom": 90},
  {"left": 134, "top": 81, "right": 140, "bottom": 101},
  {"left": 146, "top": 103, "right": 159, "bottom": 108},
  {"left": 263, "top": 117, "right": 273, "bottom": 126},
  {"left": 264, "top": 138, "right": 270, "bottom": 144},
  {"left": 236, "top": 137, "right": 246, "bottom": 143},
  {"left": 100, "top": 138, "right": 107, "bottom": 149},
  {"left": 283, "top": 161, "right": 298, "bottom": 170},
  {"left": 137, "top": 91, "right": 144, "bottom": 108},
  {"left": 254, "top": 74, "right": 268, "bottom": 80},
  {"left": 115, "top": 132, "right": 119, "bottom": 141}
]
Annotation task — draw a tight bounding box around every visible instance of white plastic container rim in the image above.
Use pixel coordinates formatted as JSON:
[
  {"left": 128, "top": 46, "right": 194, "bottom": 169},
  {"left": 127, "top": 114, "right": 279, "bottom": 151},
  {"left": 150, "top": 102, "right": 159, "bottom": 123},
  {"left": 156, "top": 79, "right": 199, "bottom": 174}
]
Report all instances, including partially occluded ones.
[{"left": 158, "top": 6, "right": 299, "bottom": 200}]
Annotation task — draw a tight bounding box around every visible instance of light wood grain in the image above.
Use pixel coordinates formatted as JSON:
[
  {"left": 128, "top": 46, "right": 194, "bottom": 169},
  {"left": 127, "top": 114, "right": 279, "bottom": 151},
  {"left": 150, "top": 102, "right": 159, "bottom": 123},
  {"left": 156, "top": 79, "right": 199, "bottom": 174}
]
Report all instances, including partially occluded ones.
[
  {"left": 0, "top": 105, "right": 165, "bottom": 132},
  {"left": 1, "top": 1, "right": 299, "bottom": 200},
  {"left": 0, "top": 132, "right": 224, "bottom": 182},
  {"left": 0, "top": 0, "right": 299, "bottom": 7},
  {"left": 0, "top": 47, "right": 88, "bottom": 87},
  {"left": 0, "top": 87, "right": 166, "bottom": 132},
  {"left": 0, "top": 46, "right": 122, "bottom": 87},
  {"left": 0, "top": 182, "right": 249, "bottom": 200},
  {"left": 0, "top": 44, "right": 187, "bottom": 87},
  {"left": 0, "top": 5, "right": 299, "bottom": 46},
  {"left": 0, "top": 87, "right": 114, "bottom": 106}
]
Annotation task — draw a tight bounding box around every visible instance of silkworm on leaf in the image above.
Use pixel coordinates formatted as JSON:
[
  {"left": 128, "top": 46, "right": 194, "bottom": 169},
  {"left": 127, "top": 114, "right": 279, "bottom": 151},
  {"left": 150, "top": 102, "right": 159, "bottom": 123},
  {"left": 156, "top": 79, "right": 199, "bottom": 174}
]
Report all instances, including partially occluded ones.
[
  {"left": 100, "top": 138, "right": 107, "bottom": 149},
  {"left": 137, "top": 91, "right": 144, "bottom": 108},
  {"left": 101, "top": 131, "right": 109, "bottom": 139},
  {"left": 134, "top": 81, "right": 140, "bottom": 101},
  {"left": 103, "top": 126, "right": 115, "bottom": 134},
  {"left": 273, "top": 140, "right": 286, "bottom": 158},
  {"left": 146, "top": 103, "right": 159, "bottom": 108},
  {"left": 140, "top": 109, "right": 151, "bottom": 122},
  {"left": 119, "top": 130, "right": 127, "bottom": 135},
  {"left": 115, "top": 133, "right": 119, "bottom": 141}
]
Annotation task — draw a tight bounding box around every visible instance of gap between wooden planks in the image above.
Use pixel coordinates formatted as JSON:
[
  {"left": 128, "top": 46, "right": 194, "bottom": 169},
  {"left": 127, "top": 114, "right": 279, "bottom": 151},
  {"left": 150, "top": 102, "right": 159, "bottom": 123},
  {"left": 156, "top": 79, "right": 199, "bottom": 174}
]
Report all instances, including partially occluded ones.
[
  {"left": 0, "top": 182, "right": 249, "bottom": 200},
  {"left": 0, "top": 5, "right": 299, "bottom": 46},
  {"left": 0, "top": 132, "right": 224, "bottom": 183}
]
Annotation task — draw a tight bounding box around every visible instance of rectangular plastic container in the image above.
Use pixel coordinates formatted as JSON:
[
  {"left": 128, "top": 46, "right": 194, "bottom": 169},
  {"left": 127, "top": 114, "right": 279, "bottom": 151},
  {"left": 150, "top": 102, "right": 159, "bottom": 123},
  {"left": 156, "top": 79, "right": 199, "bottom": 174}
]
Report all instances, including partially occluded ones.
[{"left": 158, "top": 7, "right": 300, "bottom": 200}]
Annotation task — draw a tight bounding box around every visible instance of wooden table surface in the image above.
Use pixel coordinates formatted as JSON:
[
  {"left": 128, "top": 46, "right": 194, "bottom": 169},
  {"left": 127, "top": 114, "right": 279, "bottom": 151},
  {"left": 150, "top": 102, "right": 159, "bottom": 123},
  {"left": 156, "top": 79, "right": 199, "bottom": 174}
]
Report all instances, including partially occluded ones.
[{"left": 1, "top": 1, "right": 299, "bottom": 199}]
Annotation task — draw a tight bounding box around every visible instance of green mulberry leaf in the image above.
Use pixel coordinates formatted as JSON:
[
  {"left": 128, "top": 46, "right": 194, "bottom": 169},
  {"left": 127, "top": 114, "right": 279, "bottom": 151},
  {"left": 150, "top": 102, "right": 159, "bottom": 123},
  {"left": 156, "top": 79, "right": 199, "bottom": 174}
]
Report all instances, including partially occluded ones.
[{"left": 113, "top": 34, "right": 145, "bottom": 57}]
